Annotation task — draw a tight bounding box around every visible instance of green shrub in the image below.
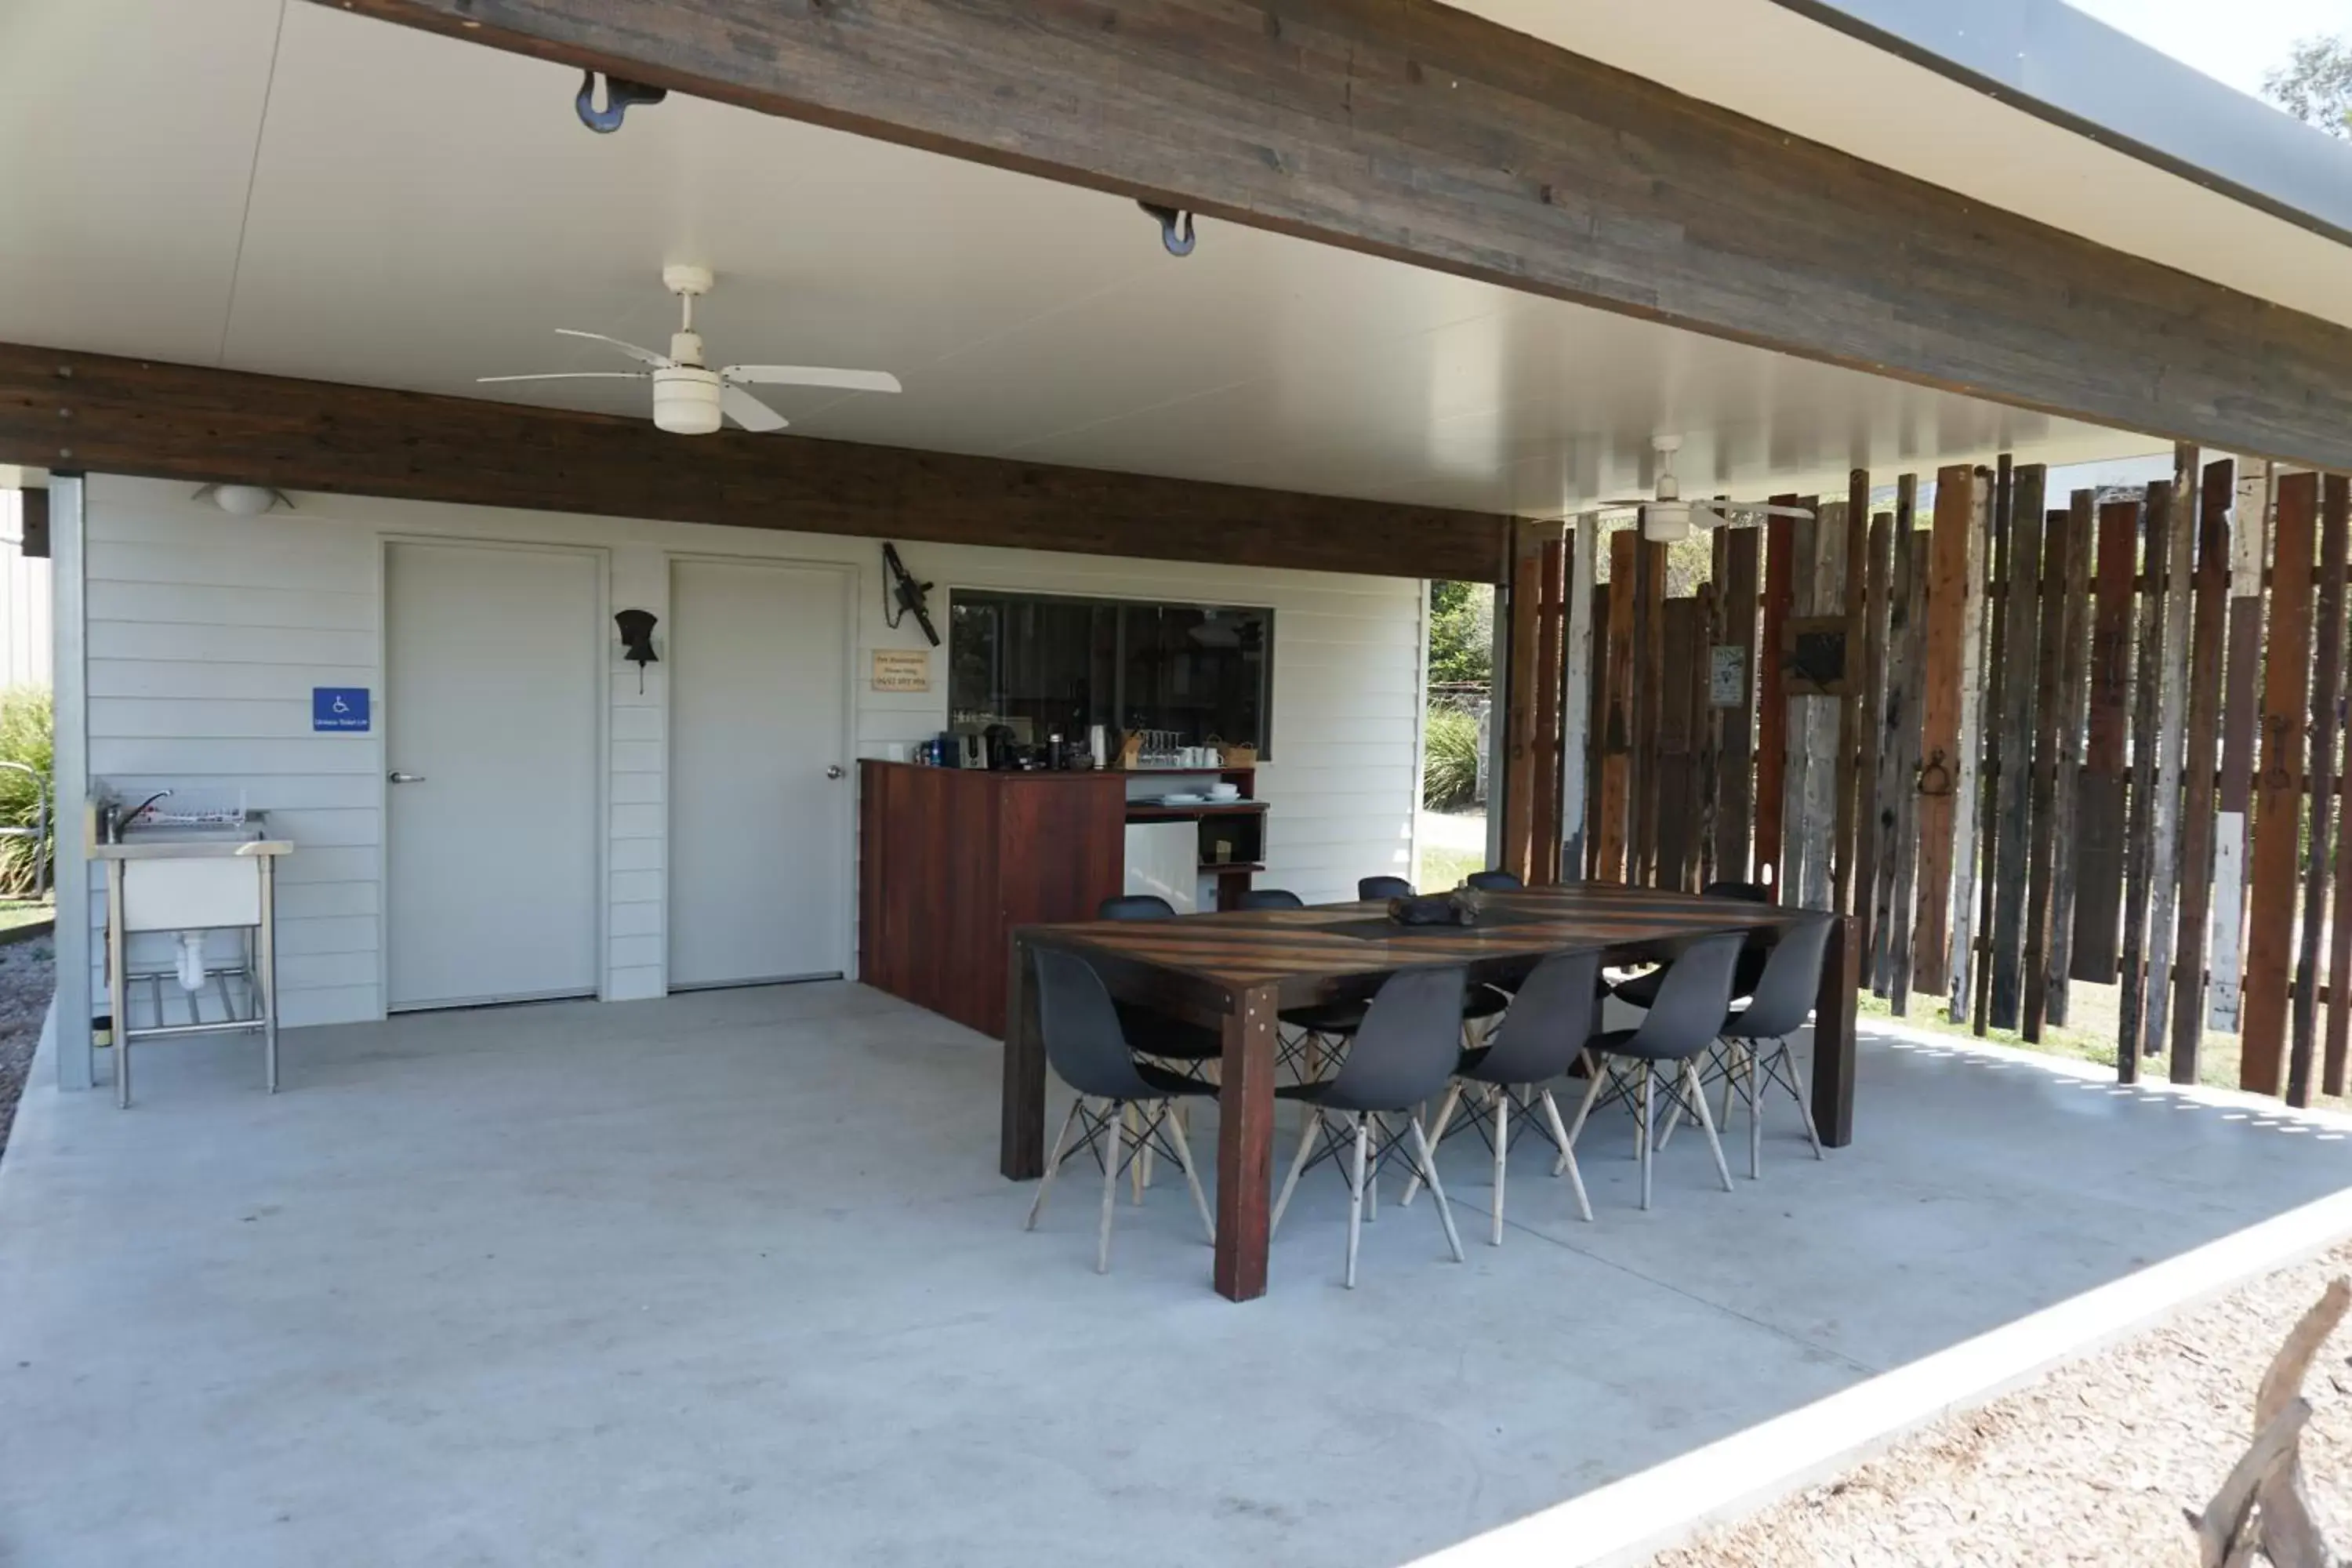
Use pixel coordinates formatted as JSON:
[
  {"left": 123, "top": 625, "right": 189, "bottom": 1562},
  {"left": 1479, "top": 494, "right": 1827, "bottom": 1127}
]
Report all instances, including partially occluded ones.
[
  {"left": 1422, "top": 703, "right": 1481, "bottom": 811},
  {"left": 0, "top": 687, "right": 53, "bottom": 897}
]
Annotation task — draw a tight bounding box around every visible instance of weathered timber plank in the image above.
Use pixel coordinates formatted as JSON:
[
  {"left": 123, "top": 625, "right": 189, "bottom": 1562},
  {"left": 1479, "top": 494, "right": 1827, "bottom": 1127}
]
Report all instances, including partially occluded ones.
[
  {"left": 2023, "top": 506, "right": 2069, "bottom": 1040},
  {"left": 1656, "top": 596, "right": 1702, "bottom": 891},
  {"left": 2329, "top": 477, "right": 2352, "bottom": 1099},
  {"left": 2242, "top": 472, "right": 2320, "bottom": 1098},
  {"left": 1501, "top": 520, "right": 1546, "bottom": 882},
  {"left": 1531, "top": 532, "right": 1569, "bottom": 884},
  {"left": 1782, "top": 506, "right": 1820, "bottom": 904},
  {"left": 1796, "top": 503, "right": 1847, "bottom": 912},
  {"left": 327, "top": 0, "right": 2352, "bottom": 470},
  {"left": 2074, "top": 498, "right": 2140, "bottom": 985},
  {"left": 2119, "top": 487, "right": 2169, "bottom": 1080},
  {"left": 2172, "top": 466, "right": 2230, "bottom": 1083},
  {"left": 1714, "top": 526, "right": 1761, "bottom": 884},
  {"left": 1837, "top": 470, "right": 1871, "bottom": 924},
  {"left": 1879, "top": 480, "right": 1925, "bottom": 1010},
  {"left": 2141, "top": 449, "right": 2200, "bottom": 1068},
  {"left": 0, "top": 345, "right": 1505, "bottom": 583},
  {"left": 1585, "top": 579, "right": 1612, "bottom": 878},
  {"left": 1695, "top": 579, "right": 1723, "bottom": 890},
  {"left": 1560, "top": 522, "right": 1599, "bottom": 880},
  {"left": 1863, "top": 514, "right": 1900, "bottom": 992},
  {"left": 1756, "top": 499, "right": 1798, "bottom": 891},
  {"left": 2045, "top": 490, "right": 2095, "bottom": 1026},
  {"left": 2209, "top": 463, "right": 2270, "bottom": 1030},
  {"left": 2296, "top": 476, "right": 2351, "bottom": 1107},
  {"left": 1632, "top": 538, "right": 1668, "bottom": 885},
  {"left": 1975, "top": 457, "right": 2016, "bottom": 1033},
  {"left": 1989, "top": 465, "right": 2048, "bottom": 1031},
  {"left": 1950, "top": 468, "right": 1995, "bottom": 1024},
  {"left": 1597, "top": 528, "right": 1637, "bottom": 881},
  {"left": 1915, "top": 464, "right": 1973, "bottom": 998}
]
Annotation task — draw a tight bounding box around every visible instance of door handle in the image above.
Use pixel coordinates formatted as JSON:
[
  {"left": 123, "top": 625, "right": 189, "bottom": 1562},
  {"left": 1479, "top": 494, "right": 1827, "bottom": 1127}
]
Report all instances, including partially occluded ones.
[
  {"left": 387, "top": 771, "right": 427, "bottom": 784},
  {"left": 826, "top": 764, "right": 846, "bottom": 780}
]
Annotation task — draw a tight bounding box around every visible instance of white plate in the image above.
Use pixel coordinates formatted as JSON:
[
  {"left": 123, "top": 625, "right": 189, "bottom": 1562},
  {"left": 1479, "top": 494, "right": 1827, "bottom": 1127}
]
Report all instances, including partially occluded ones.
[{"left": 1159, "top": 793, "right": 1208, "bottom": 805}]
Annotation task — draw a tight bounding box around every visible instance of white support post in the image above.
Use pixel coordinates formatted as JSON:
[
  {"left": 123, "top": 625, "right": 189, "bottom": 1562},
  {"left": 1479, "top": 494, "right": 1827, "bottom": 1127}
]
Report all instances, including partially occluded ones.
[{"left": 49, "top": 474, "right": 91, "bottom": 1091}]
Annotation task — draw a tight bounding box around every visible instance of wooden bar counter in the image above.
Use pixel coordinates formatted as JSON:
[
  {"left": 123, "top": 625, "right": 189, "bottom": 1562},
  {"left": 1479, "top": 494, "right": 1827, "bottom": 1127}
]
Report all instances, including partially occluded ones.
[{"left": 858, "top": 760, "right": 1125, "bottom": 1036}]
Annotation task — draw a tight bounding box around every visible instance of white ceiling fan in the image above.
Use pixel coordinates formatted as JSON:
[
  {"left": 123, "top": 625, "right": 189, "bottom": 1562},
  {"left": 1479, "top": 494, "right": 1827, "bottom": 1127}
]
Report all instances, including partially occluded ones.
[
  {"left": 1570, "top": 436, "right": 1814, "bottom": 542},
  {"left": 478, "top": 263, "right": 902, "bottom": 436}
]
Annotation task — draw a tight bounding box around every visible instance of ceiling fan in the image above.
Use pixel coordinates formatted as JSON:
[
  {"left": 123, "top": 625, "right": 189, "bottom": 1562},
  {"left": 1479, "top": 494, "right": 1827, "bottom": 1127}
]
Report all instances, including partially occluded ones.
[
  {"left": 478, "top": 263, "right": 902, "bottom": 436},
  {"left": 1570, "top": 436, "right": 1814, "bottom": 542}
]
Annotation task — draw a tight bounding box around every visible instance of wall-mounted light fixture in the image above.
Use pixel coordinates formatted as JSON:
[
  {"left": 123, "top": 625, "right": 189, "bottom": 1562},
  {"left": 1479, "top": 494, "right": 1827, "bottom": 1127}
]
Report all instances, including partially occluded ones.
[
  {"left": 615, "top": 608, "right": 661, "bottom": 694},
  {"left": 191, "top": 483, "right": 293, "bottom": 517}
]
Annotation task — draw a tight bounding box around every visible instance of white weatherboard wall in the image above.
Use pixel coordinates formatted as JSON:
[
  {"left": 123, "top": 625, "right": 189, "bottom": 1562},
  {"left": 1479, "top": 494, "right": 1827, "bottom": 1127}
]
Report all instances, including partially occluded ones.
[{"left": 81, "top": 475, "right": 1425, "bottom": 1029}]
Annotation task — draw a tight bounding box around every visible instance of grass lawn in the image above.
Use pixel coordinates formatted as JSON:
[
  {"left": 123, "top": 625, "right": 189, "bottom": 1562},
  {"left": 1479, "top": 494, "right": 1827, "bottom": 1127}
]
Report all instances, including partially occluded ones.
[
  {"left": 0, "top": 898, "right": 51, "bottom": 935},
  {"left": 1417, "top": 844, "right": 1484, "bottom": 892}
]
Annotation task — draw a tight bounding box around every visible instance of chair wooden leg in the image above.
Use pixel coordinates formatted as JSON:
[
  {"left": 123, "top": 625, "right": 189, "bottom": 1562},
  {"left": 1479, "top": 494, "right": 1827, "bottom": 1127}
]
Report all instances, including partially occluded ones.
[
  {"left": 1409, "top": 1115, "right": 1466, "bottom": 1263},
  {"left": 1556, "top": 1053, "right": 1610, "bottom": 1176},
  {"left": 1638, "top": 1064, "right": 1654, "bottom": 1211},
  {"left": 1778, "top": 1040, "right": 1826, "bottom": 1158},
  {"left": 1098, "top": 1098, "right": 1123, "bottom": 1274},
  {"left": 1399, "top": 1080, "right": 1462, "bottom": 1207},
  {"left": 1161, "top": 1098, "right": 1216, "bottom": 1246},
  {"left": 1490, "top": 1088, "right": 1508, "bottom": 1247},
  {"left": 1683, "top": 1058, "right": 1735, "bottom": 1192},
  {"left": 1026, "top": 1094, "right": 1084, "bottom": 1232},
  {"left": 1365, "top": 1112, "right": 1381, "bottom": 1223},
  {"left": 1272, "top": 1109, "right": 1323, "bottom": 1235},
  {"left": 1746, "top": 1042, "right": 1762, "bottom": 1179},
  {"left": 1345, "top": 1113, "right": 1369, "bottom": 1289},
  {"left": 1537, "top": 1088, "right": 1593, "bottom": 1221}
]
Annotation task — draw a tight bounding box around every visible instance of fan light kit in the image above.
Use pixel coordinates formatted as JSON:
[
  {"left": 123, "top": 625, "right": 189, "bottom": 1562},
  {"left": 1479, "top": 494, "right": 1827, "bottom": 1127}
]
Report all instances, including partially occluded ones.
[
  {"left": 1567, "top": 436, "right": 1813, "bottom": 541},
  {"left": 480, "top": 264, "right": 903, "bottom": 436}
]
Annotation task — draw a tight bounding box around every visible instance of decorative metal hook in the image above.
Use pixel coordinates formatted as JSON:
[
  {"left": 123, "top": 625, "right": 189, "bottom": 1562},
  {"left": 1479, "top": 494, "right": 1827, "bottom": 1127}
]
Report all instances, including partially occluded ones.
[
  {"left": 1916, "top": 750, "right": 1954, "bottom": 798},
  {"left": 575, "top": 70, "right": 668, "bottom": 134},
  {"left": 1138, "top": 201, "right": 1196, "bottom": 257}
]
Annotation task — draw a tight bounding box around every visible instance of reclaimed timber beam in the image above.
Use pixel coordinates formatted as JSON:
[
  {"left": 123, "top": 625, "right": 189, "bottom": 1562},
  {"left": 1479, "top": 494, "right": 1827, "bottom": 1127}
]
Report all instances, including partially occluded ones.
[
  {"left": 2295, "top": 477, "right": 2350, "bottom": 1108},
  {"left": 1713, "top": 526, "right": 1760, "bottom": 885},
  {"left": 1973, "top": 457, "right": 2016, "bottom": 1033},
  {"left": 2172, "top": 469, "right": 2230, "bottom": 1082},
  {"left": 1915, "top": 465, "right": 1973, "bottom": 998},
  {"left": 1756, "top": 499, "right": 1798, "bottom": 891},
  {"left": 1559, "top": 522, "right": 1599, "bottom": 882},
  {"left": 2120, "top": 485, "right": 2170, "bottom": 1077},
  {"left": 0, "top": 342, "right": 1505, "bottom": 583},
  {"left": 2045, "top": 490, "right": 2094, "bottom": 1027},
  {"left": 2023, "top": 506, "right": 2068, "bottom": 1040},
  {"left": 1836, "top": 470, "right": 1871, "bottom": 926},
  {"left": 1532, "top": 531, "right": 1568, "bottom": 884},
  {"left": 2243, "top": 472, "right": 2320, "bottom": 1098},
  {"left": 2209, "top": 462, "right": 2271, "bottom": 1031},
  {"left": 1694, "top": 579, "right": 1722, "bottom": 889},
  {"left": 1938, "top": 472, "right": 1994, "bottom": 1025},
  {"left": 1657, "top": 596, "right": 1701, "bottom": 890},
  {"left": 1632, "top": 536, "right": 1668, "bottom": 885},
  {"left": 1597, "top": 528, "right": 1637, "bottom": 881},
  {"left": 1860, "top": 509, "right": 1893, "bottom": 993},
  {"left": 1989, "top": 465, "right": 2048, "bottom": 1031},
  {"left": 1501, "top": 519, "right": 1548, "bottom": 881},
  {"left": 1888, "top": 521, "right": 1929, "bottom": 1014},
  {"left": 2075, "top": 498, "right": 2140, "bottom": 986},
  {"left": 2141, "top": 449, "right": 2200, "bottom": 1063},
  {"left": 326, "top": 0, "right": 2352, "bottom": 470},
  {"left": 2328, "top": 476, "right": 2352, "bottom": 1099}
]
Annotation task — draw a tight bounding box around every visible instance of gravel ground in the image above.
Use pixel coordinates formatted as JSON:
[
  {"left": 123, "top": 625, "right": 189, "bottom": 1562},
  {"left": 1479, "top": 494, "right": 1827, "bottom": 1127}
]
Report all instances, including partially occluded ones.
[
  {"left": 1656, "top": 1241, "right": 2352, "bottom": 1566},
  {"left": 0, "top": 936, "right": 53, "bottom": 1159}
]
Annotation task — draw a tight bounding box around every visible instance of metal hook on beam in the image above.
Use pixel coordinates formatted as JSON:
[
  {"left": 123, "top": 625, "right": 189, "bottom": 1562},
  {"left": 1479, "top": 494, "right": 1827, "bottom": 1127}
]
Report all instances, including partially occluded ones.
[
  {"left": 575, "top": 70, "right": 669, "bottom": 134},
  {"left": 1138, "top": 201, "right": 1196, "bottom": 258}
]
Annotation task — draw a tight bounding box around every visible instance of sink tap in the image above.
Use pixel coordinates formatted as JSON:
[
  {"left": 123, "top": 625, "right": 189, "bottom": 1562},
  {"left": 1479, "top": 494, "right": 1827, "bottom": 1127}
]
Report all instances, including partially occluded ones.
[{"left": 111, "top": 789, "right": 173, "bottom": 841}]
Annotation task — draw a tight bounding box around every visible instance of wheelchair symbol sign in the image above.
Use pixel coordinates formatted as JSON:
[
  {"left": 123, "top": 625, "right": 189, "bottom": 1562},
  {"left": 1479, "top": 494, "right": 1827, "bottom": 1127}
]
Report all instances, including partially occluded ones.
[{"left": 312, "top": 687, "right": 371, "bottom": 732}]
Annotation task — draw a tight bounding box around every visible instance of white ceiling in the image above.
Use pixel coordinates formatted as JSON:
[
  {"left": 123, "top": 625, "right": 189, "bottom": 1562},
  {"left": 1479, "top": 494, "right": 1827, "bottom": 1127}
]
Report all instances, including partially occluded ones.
[{"left": 0, "top": 0, "right": 2179, "bottom": 516}]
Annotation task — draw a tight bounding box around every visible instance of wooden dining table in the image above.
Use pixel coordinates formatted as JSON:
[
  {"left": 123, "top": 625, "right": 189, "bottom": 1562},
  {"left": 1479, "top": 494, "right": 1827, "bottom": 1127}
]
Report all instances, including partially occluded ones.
[{"left": 1000, "top": 884, "right": 1856, "bottom": 1301}]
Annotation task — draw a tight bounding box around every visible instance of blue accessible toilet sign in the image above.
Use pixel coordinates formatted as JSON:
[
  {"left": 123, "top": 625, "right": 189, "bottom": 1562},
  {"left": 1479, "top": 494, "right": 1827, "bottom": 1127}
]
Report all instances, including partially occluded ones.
[{"left": 312, "top": 687, "right": 371, "bottom": 732}]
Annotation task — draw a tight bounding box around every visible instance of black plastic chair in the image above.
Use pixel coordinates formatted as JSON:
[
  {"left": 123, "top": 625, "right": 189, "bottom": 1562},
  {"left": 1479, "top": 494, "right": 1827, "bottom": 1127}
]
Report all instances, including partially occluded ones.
[
  {"left": 1715, "top": 914, "right": 1835, "bottom": 1177},
  {"left": 1560, "top": 933, "right": 1744, "bottom": 1210},
  {"left": 1236, "top": 888, "right": 1305, "bottom": 911},
  {"left": 1399, "top": 949, "right": 1602, "bottom": 1240},
  {"left": 1611, "top": 880, "right": 1772, "bottom": 1009},
  {"left": 1269, "top": 967, "right": 1469, "bottom": 1287},
  {"left": 1463, "top": 869, "right": 1524, "bottom": 891},
  {"left": 1023, "top": 948, "right": 1218, "bottom": 1272},
  {"left": 1094, "top": 895, "right": 1222, "bottom": 1070},
  {"left": 1358, "top": 876, "right": 1415, "bottom": 902}
]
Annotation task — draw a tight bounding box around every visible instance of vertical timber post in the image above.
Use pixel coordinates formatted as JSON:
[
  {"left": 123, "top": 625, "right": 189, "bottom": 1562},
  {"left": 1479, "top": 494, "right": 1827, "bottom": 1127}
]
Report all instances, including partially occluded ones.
[
  {"left": 2209, "top": 463, "right": 2269, "bottom": 1032},
  {"left": 2045, "top": 489, "right": 2095, "bottom": 1026},
  {"left": 2172, "top": 469, "right": 2230, "bottom": 1083},
  {"left": 2242, "top": 473, "right": 2318, "bottom": 1098}
]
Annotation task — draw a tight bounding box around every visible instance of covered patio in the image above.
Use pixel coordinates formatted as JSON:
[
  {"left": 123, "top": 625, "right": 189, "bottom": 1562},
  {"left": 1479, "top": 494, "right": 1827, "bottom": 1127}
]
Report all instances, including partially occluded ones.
[{"left": 2, "top": 982, "right": 2344, "bottom": 1567}]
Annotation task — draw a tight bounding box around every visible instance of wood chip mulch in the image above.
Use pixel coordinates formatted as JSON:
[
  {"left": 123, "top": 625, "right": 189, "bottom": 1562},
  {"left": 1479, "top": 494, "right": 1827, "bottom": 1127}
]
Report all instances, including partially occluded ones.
[
  {"left": 0, "top": 938, "right": 53, "bottom": 1160},
  {"left": 1654, "top": 1242, "right": 2352, "bottom": 1566}
]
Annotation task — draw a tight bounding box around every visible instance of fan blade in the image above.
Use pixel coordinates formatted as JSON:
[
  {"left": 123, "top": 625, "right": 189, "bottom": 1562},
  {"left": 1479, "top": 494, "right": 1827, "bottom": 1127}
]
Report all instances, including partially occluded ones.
[
  {"left": 723, "top": 365, "right": 902, "bottom": 394},
  {"left": 721, "top": 385, "right": 789, "bottom": 433},
  {"left": 553, "top": 328, "right": 672, "bottom": 367},
  {"left": 476, "top": 372, "right": 649, "bottom": 383}
]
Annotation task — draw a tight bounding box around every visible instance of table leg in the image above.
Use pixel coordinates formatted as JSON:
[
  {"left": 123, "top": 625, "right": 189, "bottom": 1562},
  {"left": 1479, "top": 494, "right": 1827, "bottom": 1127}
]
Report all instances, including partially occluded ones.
[
  {"left": 1214, "top": 981, "right": 1279, "bottom": 1301},
  {"left": 999, "top": 934, "right": 1045, "bottom": 1180},
  {"left": 1812, "top": 914, "right": 1856, "bottom": 1148}
]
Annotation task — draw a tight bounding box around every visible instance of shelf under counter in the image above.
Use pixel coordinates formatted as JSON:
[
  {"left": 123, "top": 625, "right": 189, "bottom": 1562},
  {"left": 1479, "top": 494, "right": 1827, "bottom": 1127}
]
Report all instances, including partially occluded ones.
[{"left": 1123, "top": 800, "right": 1270, "bottom": 822}]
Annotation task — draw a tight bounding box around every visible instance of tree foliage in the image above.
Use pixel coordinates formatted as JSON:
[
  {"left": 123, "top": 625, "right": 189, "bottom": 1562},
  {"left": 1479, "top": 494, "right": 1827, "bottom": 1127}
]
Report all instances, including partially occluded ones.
[
  {"left": 1428, "top": 580, "right": 1494, "bottom": 686},
  {"left": 2266, "top": 34, "right": 2352, "bottom": 140}
]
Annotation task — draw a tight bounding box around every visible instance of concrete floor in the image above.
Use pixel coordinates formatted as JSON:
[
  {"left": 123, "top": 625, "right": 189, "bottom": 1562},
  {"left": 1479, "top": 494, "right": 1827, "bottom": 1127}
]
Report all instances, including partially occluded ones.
[{"left": 1, "top": 983, "right": 2347, "bottom": 1567}]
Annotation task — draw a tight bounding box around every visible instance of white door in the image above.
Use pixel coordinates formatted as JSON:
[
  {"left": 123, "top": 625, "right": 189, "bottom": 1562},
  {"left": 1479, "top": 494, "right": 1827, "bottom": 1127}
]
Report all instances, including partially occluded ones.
[
  {"left": 386, "top": 543, "right": 601, "bottom": 1010},
  {"left": 669, "top": 560, "right": 851, "bottom": 988}
]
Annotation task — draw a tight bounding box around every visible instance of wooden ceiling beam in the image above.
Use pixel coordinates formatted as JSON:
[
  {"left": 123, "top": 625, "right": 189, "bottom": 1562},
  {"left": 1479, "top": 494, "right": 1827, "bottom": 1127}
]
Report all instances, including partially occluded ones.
[
  {"left": 0, "top": 343, "right": 1508, "bottom": 583},
  {"left": 323, "top": 0, "right": 2352, "bottom": 471}
]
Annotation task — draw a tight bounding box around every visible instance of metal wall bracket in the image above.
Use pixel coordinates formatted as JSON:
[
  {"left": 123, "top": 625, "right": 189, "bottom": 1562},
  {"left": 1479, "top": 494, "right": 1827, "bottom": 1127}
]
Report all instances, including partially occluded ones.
[
  {"left": 575, "top": 70, "right": 669, "bottom": 134},
  {"left": 1138, "top": 201, "right": 1197, "bottom": 257}
]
